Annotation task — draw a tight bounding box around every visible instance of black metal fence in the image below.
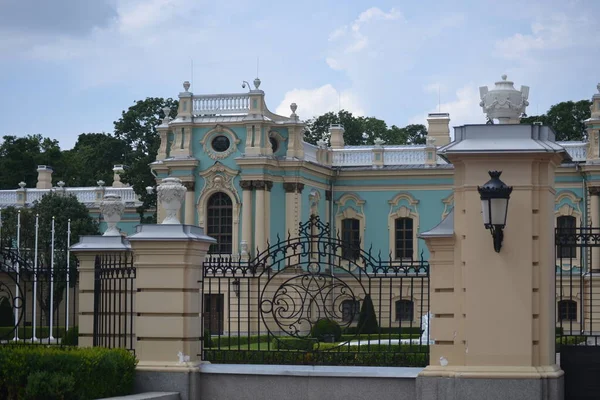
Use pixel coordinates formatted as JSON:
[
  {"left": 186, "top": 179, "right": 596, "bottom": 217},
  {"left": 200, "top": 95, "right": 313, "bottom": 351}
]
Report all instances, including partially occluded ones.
[
  {"left": 93, "top": 253, "right": 136, "bottom": 353},
  {"left": 202, "top": 216, "right": 430, "bottom": 367},
  {"left": 0, "top": 246, "right": 78, "bottom": 345},
  {"left": 556, "top": 226, "right": 600, "bottom": 400}
]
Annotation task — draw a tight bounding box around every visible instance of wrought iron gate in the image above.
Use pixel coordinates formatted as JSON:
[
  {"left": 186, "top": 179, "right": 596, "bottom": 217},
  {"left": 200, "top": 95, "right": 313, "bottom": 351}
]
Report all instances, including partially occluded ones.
[
  {"left": 556, "top": 227, "right": 600, "bottom": 400},
  {"left": 202, "top": 216, "right": 430, "bottom": 366},
  {"left": 93, "top": 253, "right": 136, "bottom": 352}
]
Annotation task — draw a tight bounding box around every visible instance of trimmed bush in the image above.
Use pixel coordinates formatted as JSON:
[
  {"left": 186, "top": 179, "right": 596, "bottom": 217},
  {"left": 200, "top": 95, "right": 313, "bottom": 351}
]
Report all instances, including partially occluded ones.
[
  {"left": 339, "top": 333, "right": 419, "bottom": 343},
  {"left": 61, "top": 326, "right": 79, "bottom": 346},
  {"left": 271, "top": 337, "right": 316, "bottom": 351},
  {"left": 555, "top": 335, "right": 586, "bottom": 353},
  {"left": 210, "top": 335, "right": 271, "bottom": 348},
  {"left": 0, "top": 345, "right": 137, "bottom": 400},
  {"left": 357, "top": 295, "right": 379, "bottom": 334},
  {"left": 25, "top": 371, "right": 76, "bottom": 400},
  {"left": 311, "top": 319, "right": 342, "bottom": 342},
  {"left": 343, "top": 326, "right": 422, "bottom": 335},
  {"left": 0, "top": 299, "right": 14, "bottom": 327},
  {"left": 0, "top": 326, "right": 66, "bottom": 340},
  {"left": 203, "top": 329, "right": 212, "bottom": 349}
]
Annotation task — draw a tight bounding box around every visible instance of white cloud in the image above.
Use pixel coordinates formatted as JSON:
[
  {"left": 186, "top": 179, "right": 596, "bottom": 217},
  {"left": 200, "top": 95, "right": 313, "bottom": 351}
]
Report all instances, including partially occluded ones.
[
  {"left": 275, "top": 84, "right": 366, "bottom": 120},
  {"left": 494, "top": 14, "right": 596, "bottom": 60},
  {"left": 409, "top": 84, "right": 484, "bottom": 130}
]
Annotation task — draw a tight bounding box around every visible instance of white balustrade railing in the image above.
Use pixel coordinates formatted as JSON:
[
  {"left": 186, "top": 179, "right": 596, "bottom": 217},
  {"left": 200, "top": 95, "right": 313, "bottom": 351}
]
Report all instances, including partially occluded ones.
[
  {"left": 0, "top": 187, "right": 140, "bottom": 206},
  {"left": 192, "top": 94, "right": 250, "bottom": 115},
  {"left": 558, "top": 142, "right": 587, "bottom": 162},
  {"left": 332, "top": 148, "right": 373, "bottom": 166},
  {"left": 383, "top": 147, "right": 427, "bottom": 165},
  {"left": 303, "top": 143, "right": 318, "bottom": 163}
]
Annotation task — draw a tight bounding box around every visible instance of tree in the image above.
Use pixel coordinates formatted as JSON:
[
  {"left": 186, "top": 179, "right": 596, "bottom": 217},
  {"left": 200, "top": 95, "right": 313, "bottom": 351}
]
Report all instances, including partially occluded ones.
[
  {"left": 0, "top": 134, "right": 64, "bottom": 189},
  {"left": 0, "top": 193, "right": 99, "bottom": 325},
  {"left": 61, "top": 133, "right": 129, "bottom": 187},
  {"left": 114, "top": 97, "right": 178, "bottom": 223},
  {"left": 357, "top": 294, "right": 379, "bottom": 334},
  {"left": 521, "top": 100, "right": 592, "bottom": 141},
  {"left": 304, "top": 111, "right": 428, "bottom": 146}
]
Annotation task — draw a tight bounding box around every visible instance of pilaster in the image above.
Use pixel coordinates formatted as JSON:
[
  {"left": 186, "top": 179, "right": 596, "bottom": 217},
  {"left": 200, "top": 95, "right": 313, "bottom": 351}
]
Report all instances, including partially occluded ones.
[
  {"left": 183, "top": 182, "right": 196, "bottom": 225},
  {"left": 284, "top": 182, "right": 305, "bottom": 236},
  {"left": 240, "top": 180, "right": 254, "bottom": 255}
]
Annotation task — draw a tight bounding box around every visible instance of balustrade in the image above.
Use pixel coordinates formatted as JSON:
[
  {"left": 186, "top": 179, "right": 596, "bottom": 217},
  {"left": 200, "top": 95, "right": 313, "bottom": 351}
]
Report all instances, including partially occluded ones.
[{"left": 192, "top": 94, "right": 250, "bottom": 115}]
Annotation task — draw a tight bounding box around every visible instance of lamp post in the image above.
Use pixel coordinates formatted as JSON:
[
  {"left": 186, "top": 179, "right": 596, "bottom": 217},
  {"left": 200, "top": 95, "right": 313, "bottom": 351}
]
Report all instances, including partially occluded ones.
[{"left": 477, "top": 171, "right": 513, "bottom": 253}]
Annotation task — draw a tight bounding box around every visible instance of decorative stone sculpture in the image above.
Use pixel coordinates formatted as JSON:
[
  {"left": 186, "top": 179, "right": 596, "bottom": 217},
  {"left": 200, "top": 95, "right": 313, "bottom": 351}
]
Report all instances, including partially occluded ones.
[
  {"left": 479, "top": 75, "right": 529, "bottom": 124},
  {"left": 100, "top": 194, "right": 125, "bottom": 236},
  {"left": 374, "top": 138, "right": 385, "bottom": 147},
  {"left": 157, "top": 177, "right": 187, "bottom": 224},
  {"left": 240, "top": 240, "right": 249, "bottom": 260},
  {"left": 253, "top": 77, "right": 261, "bottom": 89},
  {"left": 183, "top": 81, "right": 190, "bottom": 92},
  {"left": 420, "top": 312, "right": 434, "bottom": 344}
]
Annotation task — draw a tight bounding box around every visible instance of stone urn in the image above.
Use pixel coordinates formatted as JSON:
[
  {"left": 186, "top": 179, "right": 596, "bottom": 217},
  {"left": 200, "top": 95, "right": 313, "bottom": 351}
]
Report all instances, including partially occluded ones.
[
  {"left": 100, "top": 194, "right": 125, "bottom": 236},
  {"left": 157, "top": 177, "right": 187, "bottom": 224}
]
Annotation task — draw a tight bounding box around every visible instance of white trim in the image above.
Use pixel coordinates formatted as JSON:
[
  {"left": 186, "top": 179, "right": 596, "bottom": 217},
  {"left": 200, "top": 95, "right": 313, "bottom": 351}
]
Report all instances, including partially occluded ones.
[{"left": 388, "top": 193, "right": 420, "bottom": 261}]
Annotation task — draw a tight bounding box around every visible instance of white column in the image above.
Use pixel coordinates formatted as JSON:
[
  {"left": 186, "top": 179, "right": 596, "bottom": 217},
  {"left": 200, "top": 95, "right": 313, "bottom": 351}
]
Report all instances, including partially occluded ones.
[
  {"left": 254, "top": 181, "right": 266, "bottom": 253},
  {"left": 241, "top": 181, "right": 253, "bottom": 255},
  {"left": 265, "top": 182, "right": 272, "bottom": 246},
  {"left": 591, "top": 187, "right": 600, "bottom": 271},
  {"left": 184, "top": 183, "right": 195, "bottom": 225}
]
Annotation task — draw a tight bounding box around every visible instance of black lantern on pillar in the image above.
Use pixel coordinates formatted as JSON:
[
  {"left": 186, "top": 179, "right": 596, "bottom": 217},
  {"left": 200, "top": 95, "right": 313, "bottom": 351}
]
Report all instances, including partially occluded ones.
[
  {"left": 231, "top": 279, "right": 240, "bottom": 297},
  {"left": 477, "top": 171, "right": 513, "bottom": 253}
]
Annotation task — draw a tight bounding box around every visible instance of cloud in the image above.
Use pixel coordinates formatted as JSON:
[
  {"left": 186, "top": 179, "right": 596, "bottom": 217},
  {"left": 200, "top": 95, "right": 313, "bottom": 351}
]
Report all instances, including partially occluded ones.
[
  {"left": 409, "top": 84, "right": 485, "bottom": 131},
  {"left": 494, "top": 14, "right": 596, "bottom": 60},
  {"left": 275, "top": 84, "right": 366, "bottom": 120}
]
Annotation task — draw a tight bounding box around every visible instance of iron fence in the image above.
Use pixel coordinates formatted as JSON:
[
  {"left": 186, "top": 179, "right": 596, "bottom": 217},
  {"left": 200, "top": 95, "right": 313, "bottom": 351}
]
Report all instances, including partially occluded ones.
[
  {"left": 93, "top": 253, "right": 136, "bottom": 353},
  {"left": 0, "top": 213, "right": 78, "bottom": 345},
  {"left": 202, "top": 216, "right": 430, "bottom": 367}
]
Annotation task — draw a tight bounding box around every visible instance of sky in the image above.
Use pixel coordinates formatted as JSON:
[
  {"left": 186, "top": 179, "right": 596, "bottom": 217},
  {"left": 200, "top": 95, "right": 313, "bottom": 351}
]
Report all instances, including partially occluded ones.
[{"left": 1, "top": 0, "right": 599, "bottom": 149}]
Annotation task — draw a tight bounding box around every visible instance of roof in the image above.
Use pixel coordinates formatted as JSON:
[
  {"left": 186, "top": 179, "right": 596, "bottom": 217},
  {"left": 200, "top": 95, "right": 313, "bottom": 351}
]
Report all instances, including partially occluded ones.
[{"left": 419, "top": 209, "right": 454, "bottom": 238}]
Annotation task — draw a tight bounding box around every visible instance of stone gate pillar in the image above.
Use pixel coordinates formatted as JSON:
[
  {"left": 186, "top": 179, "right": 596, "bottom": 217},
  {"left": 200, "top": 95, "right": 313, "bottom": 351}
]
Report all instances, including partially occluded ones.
[{"left": 418, "top": 122, "right": 566, "bottom": 400}]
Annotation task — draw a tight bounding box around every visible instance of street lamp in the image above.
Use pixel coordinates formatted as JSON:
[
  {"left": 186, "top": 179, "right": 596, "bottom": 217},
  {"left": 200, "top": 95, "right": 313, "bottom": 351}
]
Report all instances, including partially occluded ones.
[
  {"left": 477, "top": 171, "right": 513, "bottom": 253},
  {"left": 231, "top": 279, "right": 240, "bottom": 297}
]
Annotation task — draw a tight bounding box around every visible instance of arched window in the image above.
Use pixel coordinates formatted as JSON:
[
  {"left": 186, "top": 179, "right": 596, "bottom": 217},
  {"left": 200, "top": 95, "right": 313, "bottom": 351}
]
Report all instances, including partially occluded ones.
[
  {"left": 395, "top": 218, "right": 414, "bottom": 259},
  {"left": 557, "top": 216, "right": 576, "bottom": 259},
  {"left": 207, "top": 192, "right": 233, "bottom": 254},
  {"left": 341, "top": 218, "right": 361, "bottom": 260},
  {"left": 395, "top": 299, "right": 414, "bottom": 322},
  {"left": 558, "top": 300, "right": 577, "bottom": 322},
  {"left": 341, "top": 299, "right": 360, "bottom": 322}
]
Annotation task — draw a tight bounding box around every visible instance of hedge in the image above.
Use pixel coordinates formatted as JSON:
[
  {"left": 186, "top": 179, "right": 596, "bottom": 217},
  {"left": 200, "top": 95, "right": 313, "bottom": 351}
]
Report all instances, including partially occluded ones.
[
  {"left": 343, "top": 326, "right": 422, "bottom": 335},
  {"left": 0, "top": 345, "right": 138, "bottom": 400},
  {"left": 208, "top": 334, "right": 271, "bottom": 348},
  {"left": 0, "top": 326, "right": 68, "bottom": 341},
  {"left": 204, "top": 348, "right": 428, "bottom": 367},
  {"left": 271, "top": 337, "right": 316, "bottom": 351},
  {"left": 339, "top": 333, "right": 420, "bottom": 342},
  {"left": 555, "top": 336, "right": 586, "bottom": 353}
]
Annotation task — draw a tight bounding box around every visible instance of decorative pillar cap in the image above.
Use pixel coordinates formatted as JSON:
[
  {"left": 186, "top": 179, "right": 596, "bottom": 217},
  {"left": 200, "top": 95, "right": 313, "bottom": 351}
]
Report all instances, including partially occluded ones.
[{"left": 479, "top": 75, "right": 529, "bottom": 124}]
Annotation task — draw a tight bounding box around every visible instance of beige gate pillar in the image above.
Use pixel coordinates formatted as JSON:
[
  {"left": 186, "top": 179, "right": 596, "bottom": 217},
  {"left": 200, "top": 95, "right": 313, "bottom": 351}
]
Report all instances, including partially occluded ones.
[
  {"left": 418, "top": 123, "right": 567, "bottom": 400},
  {"left": 71, "top": 235, "right": 131, "bottom": 348},
  {"left": 129, "top": 177, "right": 215, "bottom": 368}
]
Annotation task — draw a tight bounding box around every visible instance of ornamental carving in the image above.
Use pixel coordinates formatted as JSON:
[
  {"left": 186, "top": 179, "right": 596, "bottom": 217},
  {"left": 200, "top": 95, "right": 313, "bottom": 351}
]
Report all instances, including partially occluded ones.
[
  {"left": 240, "top": 180, "right": 253, "bottom": 191},
  {"left": 157, "top": 177, "right": 187, "bottom": 224},
  {"left": 283, "top": 182, "right": 305, "bottom": 193},
  {"left": 200, "top": 126, "right": 241, "bottom": 160},
  {"left": 100, "top": 194, "right": 125, "bottom": 236}
]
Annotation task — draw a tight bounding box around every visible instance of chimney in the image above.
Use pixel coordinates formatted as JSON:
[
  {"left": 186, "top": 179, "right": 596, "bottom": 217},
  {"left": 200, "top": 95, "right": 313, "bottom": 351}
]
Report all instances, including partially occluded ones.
[
  {"left": 329, "top": 124, "right": 345, "bottom": 149},
  {"left": 113, "top": 165, "right": 125, "bottom": 188},
  {"left": 36, "top": 165, "right": 53, "bottom": 189},
  {"left": 426, "top": 113, "right": 451, "bottom": 146}
]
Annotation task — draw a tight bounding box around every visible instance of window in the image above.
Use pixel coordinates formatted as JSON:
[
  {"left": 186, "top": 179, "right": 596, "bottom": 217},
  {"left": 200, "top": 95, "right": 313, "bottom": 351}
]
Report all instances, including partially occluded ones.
[
  {"left": 395, "top": 300, "right": 414, "bottom": 322},
  {"left": 557, "top": 216, "right": 576, "bottom": 259},
  {"left": 207, "top": 192, "right": 233, "bottom": 254},
  {"left": 341, "top": 218, "right": 361, "bottom": 260},
  {"left": 395, "top": 218, "right": 414, "bottom": 259},
  {"left": 341, "top": 300, "right": 360, "bottom": 322},
  {"left": 269, "top": 136, "right": 279, "bottom": 153},
  {"left": 558, "top": 300, "right": 577, "bottom": 322},
  {"left": 211, "top": 135, "right": 231, "bottom": 152}
]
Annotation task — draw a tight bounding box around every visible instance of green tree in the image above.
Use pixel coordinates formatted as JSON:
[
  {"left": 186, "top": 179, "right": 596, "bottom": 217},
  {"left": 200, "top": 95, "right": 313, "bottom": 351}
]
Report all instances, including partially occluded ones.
[
  {"left": 0, "top": 135, "right": 63, "bottom": 189},
  {"left": 304, "top": 111, "right": 428, "bottom": 146},
  {"left": 521, "top": 100, "right": 592, "bottom": 141},
  {"left": 0, "top": 193, "right": 99, "bottom": 324},
  {"left": 357, "top": 294, "right": 379, "bottom": 334},
  {"left": 114, "top": 97, "right": 178, "bottom": 223},
  {"left": 61, "top": 133, "right": 129, "bottom": 187}
]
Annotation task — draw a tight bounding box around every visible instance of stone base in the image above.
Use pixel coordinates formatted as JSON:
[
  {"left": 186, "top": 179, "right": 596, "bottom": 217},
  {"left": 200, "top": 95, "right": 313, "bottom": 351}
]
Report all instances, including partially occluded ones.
[
  {"left": 417, "top": 373, "right": 563, "bottom": 400},
  {"left": 134, "top": 363, "right": 202, "bottom": 400}
]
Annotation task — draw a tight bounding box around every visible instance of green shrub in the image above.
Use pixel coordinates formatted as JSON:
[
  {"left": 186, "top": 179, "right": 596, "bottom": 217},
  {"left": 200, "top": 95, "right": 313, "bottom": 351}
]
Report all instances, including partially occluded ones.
[
  {"left": 311, "top": 319, "right": 342, "bottom": 342},
  {"left": 343, "top": 326, "right": 422, "bottom": 335},
  {"left": 0, "top": 326, "right": 66, "bottom": 340},
  {"left": 0, "top": 346, "right": 137, "bottom": 400},
  {"left": 555, "top": 336, "right": 586, "bottom": 353},
  {"left": 25, "top": 371, "right": 76, "bottom": 400},
  {"left": 61, "top": 326, "right": 78, "bottom": 346},
  {"left": 210, "top": 335, "right": 271, "bottom": 348},
  {"left": 339, "top": 333, "right": 419, "bottom": 343},
  {"left": 357, "top": 295, "right": 379, "bottom": 334},
  {"left": 555, "top": 327, "right": 564, "bottom": 336},
  {"left": 271, "top": 337, "right": 316, "bottom": 351},
  {"left": 203, "top": 329, "right": 212, "bottom": 348}
]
